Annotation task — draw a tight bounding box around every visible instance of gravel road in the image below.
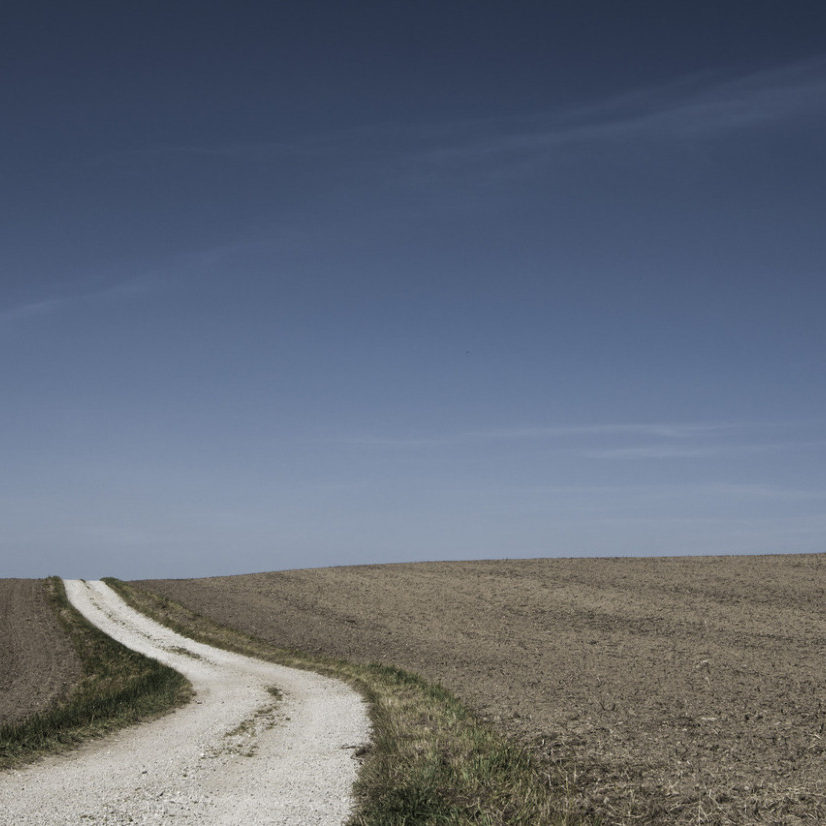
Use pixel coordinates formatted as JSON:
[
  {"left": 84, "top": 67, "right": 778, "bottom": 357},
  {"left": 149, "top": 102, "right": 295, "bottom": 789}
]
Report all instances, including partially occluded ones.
[{"left": 0, "top": 579, "right": 371, "bottom": 825}]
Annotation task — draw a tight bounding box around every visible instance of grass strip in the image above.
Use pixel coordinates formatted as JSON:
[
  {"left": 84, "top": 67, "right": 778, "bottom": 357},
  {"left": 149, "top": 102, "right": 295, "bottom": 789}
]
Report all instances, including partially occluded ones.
[
  {"left": 0, "top": 577, "right": 191, "bottom": 770},
  {"left": 105, "top": 578, "right": 593, "bottom": 826}
]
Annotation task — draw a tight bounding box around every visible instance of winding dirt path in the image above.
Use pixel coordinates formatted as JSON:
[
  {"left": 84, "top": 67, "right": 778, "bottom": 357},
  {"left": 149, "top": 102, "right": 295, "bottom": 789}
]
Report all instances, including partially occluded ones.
[{"left": 0, "top": 579, "right": 371, "bottom": 825}]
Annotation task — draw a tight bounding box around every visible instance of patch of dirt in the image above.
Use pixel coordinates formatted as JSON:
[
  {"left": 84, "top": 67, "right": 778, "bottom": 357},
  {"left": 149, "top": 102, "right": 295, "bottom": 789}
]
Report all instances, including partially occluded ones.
[
  {"left": 0, "top": 579, "right": 83, "bottom": 726},
  {"left": 140, "top": 554, "right": 826, "bottom": 825}
]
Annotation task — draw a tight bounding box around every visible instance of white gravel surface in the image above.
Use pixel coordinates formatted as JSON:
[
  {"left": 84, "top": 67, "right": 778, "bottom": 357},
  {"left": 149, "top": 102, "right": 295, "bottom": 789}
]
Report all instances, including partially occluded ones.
[{"left": 0, "top": 579, "right": 371, "bottom": 825}]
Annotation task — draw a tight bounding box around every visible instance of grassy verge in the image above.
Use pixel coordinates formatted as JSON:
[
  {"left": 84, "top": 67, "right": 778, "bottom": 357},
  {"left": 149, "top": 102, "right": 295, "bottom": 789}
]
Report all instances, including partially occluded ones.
[
  {"left": 0, "top": 577, "right": 191, "bottom": 770},
  {"left": 105, "top": 578, "right": 592, "bottom": 826}
]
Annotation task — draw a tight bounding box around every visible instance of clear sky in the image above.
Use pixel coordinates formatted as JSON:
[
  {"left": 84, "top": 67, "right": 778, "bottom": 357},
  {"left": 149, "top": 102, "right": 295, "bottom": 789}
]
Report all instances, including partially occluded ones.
[{"left": 3, "top": 1, "right": 826, "bottom": 579}]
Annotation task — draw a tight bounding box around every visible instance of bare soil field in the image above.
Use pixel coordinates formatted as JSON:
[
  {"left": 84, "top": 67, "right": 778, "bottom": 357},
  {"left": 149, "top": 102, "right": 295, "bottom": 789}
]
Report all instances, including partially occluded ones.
[
  {"left": 0, "top": 579, "right": 82, "bottom": 726},
  {"left": 140, "top": 554, "right": 826, "bottom": 825}
]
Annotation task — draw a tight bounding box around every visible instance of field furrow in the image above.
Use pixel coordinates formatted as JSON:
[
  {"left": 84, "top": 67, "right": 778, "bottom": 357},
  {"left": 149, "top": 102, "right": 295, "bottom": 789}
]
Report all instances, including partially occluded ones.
[{"left": 0, "top": 579, "right": 82, "bottom": 726}]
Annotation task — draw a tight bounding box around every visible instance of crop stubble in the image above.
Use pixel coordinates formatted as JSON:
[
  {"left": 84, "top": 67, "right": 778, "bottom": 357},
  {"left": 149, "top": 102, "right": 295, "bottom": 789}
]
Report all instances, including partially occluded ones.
[
  {"left": 0, "top": 579, "right": 82, "bottom": 726},
  {"left": 140, "top": 554, "right": 826, "bottom": 825}
]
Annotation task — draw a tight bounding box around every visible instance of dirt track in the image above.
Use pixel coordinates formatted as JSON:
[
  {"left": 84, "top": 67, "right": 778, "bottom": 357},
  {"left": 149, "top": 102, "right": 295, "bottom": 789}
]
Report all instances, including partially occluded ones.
[
  {"left": 140, "top": 553, "right": 826, "bottom": 825},
  {"left": 0, "top": 579, "right": 81, "bottom": 726},
  {"left": 0, "top": 579, "right": 370, "bottom": 825}
]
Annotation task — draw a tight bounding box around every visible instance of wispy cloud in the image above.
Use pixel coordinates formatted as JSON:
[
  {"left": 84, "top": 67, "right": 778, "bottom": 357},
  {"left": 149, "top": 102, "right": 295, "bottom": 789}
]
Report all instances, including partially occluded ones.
[
  {"left": 0, "top": 239, "right": 256, "bottom": 327},
  {"left": 0, "top": 297, "right": 68, "bottom": 323},
  {"left": 417, "top": 57, "right": 826, "bottom": 169},
  {"left": 702, "top": 482, "right": 826, "bottom": 501},
  {"left": 331, "top": 421, "right": 735, "bottom": 448},
  {"left": 464, "top": 422, "right": 735, "bottom": 441},
  {"left": 334, "top": 435, "right": 451, "bottom": 449},
  {"left": 486, "top": 481, "right": 826, "bottom": 503},
  {"left": 0, "top": 277, "right": 158, "bottom": 326},
  {"left": 94, "top": 58, "right": 826, "bottom": 179},
  {"left": 585, "top": 438, "right": 826, "bottom": 461},
  {"left": 331, "top": 422, "right": 826, "bottom": 463},
  {"left": 584, "top": 445, "right": 721, "bottom": 460}
]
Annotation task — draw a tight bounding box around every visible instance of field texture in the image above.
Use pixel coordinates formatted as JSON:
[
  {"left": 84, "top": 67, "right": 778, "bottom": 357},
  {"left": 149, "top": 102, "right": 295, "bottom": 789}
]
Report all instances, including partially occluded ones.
[
  {"left": 140, "top": 554, "right": 826, "bottom": 825},
  {"left": 0, "top": 579, "right": 82, "bottom": 725}
]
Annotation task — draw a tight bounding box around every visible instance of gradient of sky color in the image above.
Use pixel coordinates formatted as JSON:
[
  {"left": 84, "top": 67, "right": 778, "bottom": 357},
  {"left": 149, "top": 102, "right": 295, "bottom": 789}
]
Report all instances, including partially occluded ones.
[{"left": 2, "top": 2, "right": 825, "bottom": 578}]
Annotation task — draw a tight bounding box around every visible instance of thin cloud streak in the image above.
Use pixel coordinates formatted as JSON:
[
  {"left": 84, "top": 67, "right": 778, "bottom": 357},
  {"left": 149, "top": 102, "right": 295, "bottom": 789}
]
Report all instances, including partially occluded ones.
[
  {"left": 0, "top": 240, "right": 255, "bottom": 328},
  {"left": 419, "top": 57, "right": 826, "bottom": 168},
  {"left": 0, "top": 297, "right": 67, "bottom": 323},
  {"left": 443, "top": 481, "right": 826, "bottom": 505},
  {"left": 0, "top": 277, "right": 158, "bottom": 326},
  {"left": 335, "top": 435, "right": 451, "bottom": 449},
  {"left": 92, "top": 58, "right": 826, "bottom": 178},
  {"left": 331, "top": 422, "right": 735, "bottom": 448},
  {"left": 584, "top": 445, "right": 721, "bottom": 460},
  {"left": 330, "top": 424, "right": 826, "bottom": 463},
  {"left": 465, "top": 423, "right": 737, "bottom": 440},
  {"left": 585, "top": 439, "right": 826, "bottom": 461}
]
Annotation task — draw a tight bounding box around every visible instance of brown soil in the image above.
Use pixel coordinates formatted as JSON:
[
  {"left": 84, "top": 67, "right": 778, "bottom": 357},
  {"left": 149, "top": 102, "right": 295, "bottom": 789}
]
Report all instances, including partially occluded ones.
[
  {"left": 139, "top": 553, "right": 826, "bottom": 825},
  {"left": 0, "top": 579, "right": 83, "bottom": 726}
]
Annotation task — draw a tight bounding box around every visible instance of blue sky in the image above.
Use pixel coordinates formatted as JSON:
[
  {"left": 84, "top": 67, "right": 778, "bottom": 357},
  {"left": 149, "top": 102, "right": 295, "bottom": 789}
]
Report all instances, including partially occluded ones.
[{"left": 2, "top": 2, "right": 826, "bottom": 578}]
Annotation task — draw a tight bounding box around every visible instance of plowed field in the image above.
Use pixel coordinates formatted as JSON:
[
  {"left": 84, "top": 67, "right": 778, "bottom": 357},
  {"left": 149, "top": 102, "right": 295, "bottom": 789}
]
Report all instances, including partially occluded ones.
[
  {"left": 0, "top": 579, "right": 82, "bottom": 725},
  {"left": 139, "top": 554, "right": 826, "bottom": 825}
]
